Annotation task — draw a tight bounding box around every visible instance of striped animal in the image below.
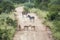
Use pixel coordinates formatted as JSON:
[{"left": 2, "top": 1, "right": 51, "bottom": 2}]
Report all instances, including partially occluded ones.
[{"left": 27, "top": 15, "right": 35, "bottom": 22}]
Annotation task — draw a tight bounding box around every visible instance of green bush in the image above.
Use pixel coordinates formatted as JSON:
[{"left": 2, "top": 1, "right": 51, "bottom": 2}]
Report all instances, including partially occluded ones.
[
  {"left": 11, "top": 0, "right": 28, "bottom": 3},
  {"left": 0, "top": 14, "right": 16, "bottom": 40},
  {"left": 47, "top": 11, "right": 58, "bottom": 21},
  {"left": 23, "top": 6, "right": 29, "bottom": 13},
  {"left": 24, "top": 2, "right": 35, "bottom": 8},
  {"left": 0, "top": 26, "right": 15, "bottom": 40},
  {"left": 6, "top": 17, "right": 17, "bottom": 27},
  {"left": 48, "top": 4, "right": 60, "bottom": 11},
  {"left": 3, "top": 1, "right": 15, "bottom": 13},
  {"left": 0, "top": 8, "right": 3, "bottom": 14},
  {"left": 38, "top": 2, "right": 48, "bottom": 10},
  {"left": 53, "top": 21, "right": 60, "bottom": 40},
  {"left": 0, "top": 1, "right": 15, "bottom": 13}
]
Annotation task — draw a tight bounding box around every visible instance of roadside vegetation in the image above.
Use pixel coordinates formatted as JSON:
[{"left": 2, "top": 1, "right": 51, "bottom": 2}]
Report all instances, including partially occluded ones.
[{"left": 0, "top": 0, "right": 60, "bottom": 40}]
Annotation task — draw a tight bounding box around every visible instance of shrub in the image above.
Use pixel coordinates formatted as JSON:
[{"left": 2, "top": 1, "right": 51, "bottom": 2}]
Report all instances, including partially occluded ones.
[
  {"left": 23, "top": 6, "right": 29, "bottom": 13},
  {"left": 11, "top": 0, "right": 28, "bottom": 3},
  {"left": 48, "top": 4, "right": 60, "bottom": 11},
  {"left": 3, "top": 1, "right": 15, "bottom": 13},
  {"left": 47, "top": 11, "right": 58, "bottom": 20},
  {"left": 24, "top": 2, "right": 35, "bottom": 8},
  {"left": 6, "top": 17, "right": 17, "bottom": 27},
  {"left": 0, "top": 26, "right": 15, "bottom": 40},
  {"left": 0, "top": 14, "right": 16, "bottom": 40},
  {"left": 53, "top": 21, "right": 60, "bottom": 40},
  {"left": 0, "top": 1, "right": 15, "bottom": 13},
  {"left": 38, "top": 2, "right": 48, "bottom": 10},
  {"left": 0, "top": 8, "right": 3, "bottom": 14}
]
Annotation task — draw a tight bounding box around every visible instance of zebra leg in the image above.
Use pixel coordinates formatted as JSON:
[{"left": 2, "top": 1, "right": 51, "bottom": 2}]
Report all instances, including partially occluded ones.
[{"left": 19, "top": 25, "right": 21, "bottom": 31}]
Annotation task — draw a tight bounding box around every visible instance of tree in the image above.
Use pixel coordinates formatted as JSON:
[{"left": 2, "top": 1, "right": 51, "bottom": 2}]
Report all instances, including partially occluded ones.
[
  {"left": 0, "top": 0, "right": 15, "bottom": 14},
  {"left": 34, "top": 0, "right": 50, "bottom": 10}
]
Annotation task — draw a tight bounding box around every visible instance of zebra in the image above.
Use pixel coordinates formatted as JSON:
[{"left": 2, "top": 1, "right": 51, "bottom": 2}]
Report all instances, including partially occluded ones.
[{"left": 27, "top": 15, "right": 35, "bottom": 22}]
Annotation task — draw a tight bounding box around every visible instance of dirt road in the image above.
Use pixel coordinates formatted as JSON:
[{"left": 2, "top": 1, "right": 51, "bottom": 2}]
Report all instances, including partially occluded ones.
[{"left": 13, "top": 7, "right": 53, "bottom": 40}]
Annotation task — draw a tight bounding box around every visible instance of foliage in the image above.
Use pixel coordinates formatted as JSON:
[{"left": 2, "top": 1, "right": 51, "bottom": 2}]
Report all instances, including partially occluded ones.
[
  {"left": 47, "top": 11, "right": 58, "bottom": 20},
  {"left": 0, "top": 27, "right": 15, "bottom": 40},
  {"left": 0, "top": 13, "right": 16, "bottom": 40},
  {"left": 52, "top": 21, "right": 60, "bottom": 40},
  {"left": 0, "top": 0, "right": 15, "bottom": 14},
  {"left": 47, "top": 0, "right": 60, "bottom": 21},
  {"left": 23, "top": 6, "right": 29, "bottom": 13},
  {"left": 24, "top": 2, "right": 35, "bottom": 8},
  {"left": 34, "top": 0, "right": 49, "bottom": 10},
  {"left": 6, "top": 17, "right": 17, "bottom": 27},
  {"left": 0, "top": 0, "right": 60, "bottom": 40},
  {"left": 11, "top": 0, "right": 28, "bottom": 3},
  {"left": 48, "top": 4, "right": 60, "bottom": 11}
]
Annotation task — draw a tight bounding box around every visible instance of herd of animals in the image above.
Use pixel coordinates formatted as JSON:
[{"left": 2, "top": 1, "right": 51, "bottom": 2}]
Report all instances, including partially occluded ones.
[{"left": 14, "top": 7, "right": 35, "bottom": 31}]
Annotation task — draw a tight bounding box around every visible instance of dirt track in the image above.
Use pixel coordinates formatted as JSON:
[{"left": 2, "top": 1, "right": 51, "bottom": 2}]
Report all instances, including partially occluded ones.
[{"left": 13, "top": 7, "right": 53, "bottom": 40}]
